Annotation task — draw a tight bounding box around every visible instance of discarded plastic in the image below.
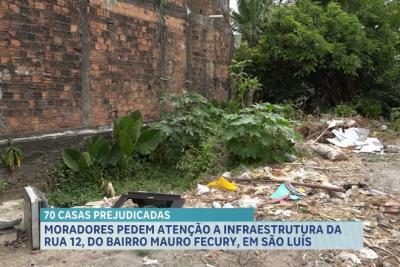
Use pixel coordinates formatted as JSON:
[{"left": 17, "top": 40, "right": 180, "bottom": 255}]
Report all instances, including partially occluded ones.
[
  {"left": 197, "top": 184, "right": 211, "bottom": 195},
  {"left": 207, "top": 177, "right": 237, "bottom": 191},
  {"left": 271, "top": 183, "right": 302, "bottom": 201},
  {"left": 223, "top": 203, "right": 235, "bottom": 208},
  {"left": 143, "top": 256, "right": 159, "bottom": 266},
  {"left": 212, "top": 201, "right": 222, "bottom": 208},
  {"left": 274, "top": 209, "right": 292, "bottom": 217},
  {"left": 238, "top": 196, "right": 261, "bottom": 208},
  {"left": 327, "top": 127, "right": 384, "bottom": 153},
  {"left": 338, "top": 252, "right": 361, "bottom": 264},
  {"left": 359, "top": 248, "right": 379, "bottom": 260}
]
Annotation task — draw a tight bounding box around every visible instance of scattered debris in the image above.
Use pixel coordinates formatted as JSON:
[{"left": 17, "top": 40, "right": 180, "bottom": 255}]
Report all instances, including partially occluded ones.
[
  {"left": 0, "top": 218, "right": 21, "bottom": 230},
  {"left": 197, "top": 184, "right": 211, "bottom": 195},
  {"left": 327, "top": 127, "right": 384, "bottom": 153},
  {"left": 222, "top": 203, "right": 235, "bottom": 208},
  {"left": 311, "top": 143, "right": 348, "bottom": 161},
  {"left": 271, "top": 184, "right": 302, "bottom": 201},
  {"left": 327, "top": 119, "right": 356, "bottom": 129},
  {"left": 143, "top": 256, "right": 159, "bottom": 266},
  {"left": 384, "top": 145, "right": 400, "bottom": 154},
  {"left": 238, "top": 196, "right": 261, "bottom": 208},
  {"left": 212, "top": 201, "right": 222, "bottom": 208},
  {"left": 338, "top": 251, "right": 361, "bottom": 265},
  {"left": 381, "top": 200, "right": 400, "bottom": 214},
  {"left": 274, "top": 209, "right": 292, "bottom": 217},
  {"left": 359, "top": 248, "right": 379, "bottom": 260},
  {"left": 207, "top": 176, "right": 237, "bottom": 191},
  {"left": 183, "top": 147, "right": 399, "bottom": 265}
]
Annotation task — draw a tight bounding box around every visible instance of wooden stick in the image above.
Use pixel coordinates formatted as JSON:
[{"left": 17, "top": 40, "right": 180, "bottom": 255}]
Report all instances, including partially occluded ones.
[
  {"left": 367, "top": 245, "right": 400, "bottom": 264},
  {"left": 312, "top": 128, "right": 329, "bottom": 143},
  {"left": 233, "top": 175, "right": 346, "bottom": 193}
]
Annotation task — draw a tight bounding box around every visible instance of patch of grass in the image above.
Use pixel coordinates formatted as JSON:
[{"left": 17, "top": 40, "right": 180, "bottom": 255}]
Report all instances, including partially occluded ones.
[
  {"left": 47, "top": 160, "right": 194, "bottom": 207},
  {"left": 112, "top": 162, "right": 195, "bottom": 194}
]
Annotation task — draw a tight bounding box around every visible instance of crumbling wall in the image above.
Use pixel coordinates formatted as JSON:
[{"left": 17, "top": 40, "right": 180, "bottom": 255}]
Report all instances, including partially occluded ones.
[{"left": 0, "top": 0, "right": 232, "bottom": 137}]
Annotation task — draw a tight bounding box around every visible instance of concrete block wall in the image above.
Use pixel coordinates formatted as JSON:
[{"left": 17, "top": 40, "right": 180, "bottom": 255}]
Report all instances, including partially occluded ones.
[
  {"left": 0, "top": 0, "right": 232, "bottom": 200},
  {"left": 0, "top": 0, "right": 232, "bottom": 138}
]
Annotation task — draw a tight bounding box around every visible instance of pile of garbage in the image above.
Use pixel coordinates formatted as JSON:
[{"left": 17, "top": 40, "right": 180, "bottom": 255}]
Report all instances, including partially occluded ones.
[
  {"left": 184, "top": 166, "right": 400, "bottom": 266},
  {"left": 302, "top": 117, "right": 393, "bottom": 156}
]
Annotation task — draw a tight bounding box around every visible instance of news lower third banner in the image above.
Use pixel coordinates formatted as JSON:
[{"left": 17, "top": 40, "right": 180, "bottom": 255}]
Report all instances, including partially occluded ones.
[{"left": 40, "top": 208, "right": 363, "bottom": 250}]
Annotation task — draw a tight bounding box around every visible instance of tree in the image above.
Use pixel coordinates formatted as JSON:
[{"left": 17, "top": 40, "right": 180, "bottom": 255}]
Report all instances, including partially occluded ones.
[
  {"left": 237, "top": 0, "right": 399, "bottom": 112},
  {"left": 231, "top": 0, "right": 273, "bottom": 47}
]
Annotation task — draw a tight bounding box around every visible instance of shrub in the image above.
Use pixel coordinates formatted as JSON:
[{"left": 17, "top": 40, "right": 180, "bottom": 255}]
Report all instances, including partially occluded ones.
[
  {"left": 334, "top": 104, "right": 356, "bottom": 117},
  {"left": 357, "top": 98, "right": 383, "bottom": 118},
  {"left": 61, "top": 111, "right": 162, "bottom": 189},
  {"left": 153, "top": 92, "right": 223, "bottom": 165},
  {"left": 1, "top": 138, "right": 22, "bottom": 170},
  {"left": 176, "top": 131, "right": 227, "bottom": 180},
  {"left": 223, "top": 103, "right": 300, "bottom": 163},
  {"left": 229, "top": 59, "right": 262, "bottom": 109}
]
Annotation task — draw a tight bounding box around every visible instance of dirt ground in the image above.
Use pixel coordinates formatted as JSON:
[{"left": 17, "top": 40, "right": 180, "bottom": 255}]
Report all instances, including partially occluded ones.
[{"left": 0, "top": 139, "right": 399, "bottom": 267}]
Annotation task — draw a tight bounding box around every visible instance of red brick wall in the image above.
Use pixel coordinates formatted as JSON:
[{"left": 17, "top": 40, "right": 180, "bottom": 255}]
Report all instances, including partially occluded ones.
[{"left": 0, "top": 0, "right": 232, "bottom": 137}]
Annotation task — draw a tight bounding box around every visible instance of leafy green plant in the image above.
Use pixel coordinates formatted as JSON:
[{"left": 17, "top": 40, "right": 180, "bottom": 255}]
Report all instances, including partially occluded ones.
[
  {"left": 334, "top": 104, "right": 357, "bottom": 117},
  {"left": 357, "top": 98, "right": 382, "bottom": 118},
  {"left": 62, "top": 111, "right": 162, "bottom": 186},
  {"left": 176, "top": 130, "right": 227, "bottom": 180},
  {"left": 229, "top": 59, "right": 262, "bottom": 109},
  {"left": 223, "top": 103, "right": 300, "bottom": 162},
  {"left": 113, "top": 111, "right": 162, "bottom": 165},
  {"left": 62, "top": 137, "right": 117, "bottom": 185},
  {"left": 1, "top": 138, "right": 22, "bottom": 170},
  {"left": 154, "top": 92, "right": 223, "bottom": 164}
]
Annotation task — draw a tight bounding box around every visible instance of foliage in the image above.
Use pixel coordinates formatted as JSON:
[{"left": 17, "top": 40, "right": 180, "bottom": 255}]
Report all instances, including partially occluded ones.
[
  {"left": 176, "top": 131, "right": 227, "bottom": 180},
  {"left": 153, "top": 92, "right": 223, "bottom": 165},
  {"left": 48, "top": 160, "right": 193, "bottom": 207},
  {"left": 50, "top": 94, "right": 301, "bottom": 206},
  {"left": 154, "top": 92, "right": 300, "bottom": 174},
  {"left": 334, "top": 104, "right": 357, "bottom": 117},
  {"left": 231, "top": 0, "right": 273, "bottom": 47},
  {"left": 62, "top": 137, "right": 116, "bottom": 185},
  {"left": 235, "top": 0, "right": 400, "bottom": 113},
  {"left": 1, "top": 138, "right": 22, "bottom": 171},
  {"left": 0, "top": 179, "right": 7, "bottom": 192},
  {"left": 62, "top": 111, "right": 162, "bottom": 188},
  {"left": 357, "top": 98, "right": 383, "bottom": 118},
  {"left": 223, "top": 103, "right": 300, "bottom": 162},
  {"left": 229, "top": 59, "right": 262, "bottom": 109},
  {"left": 113, "top": 111, "right": 162, "bottom": 165},
  {"left": 389, "top": 108, "right": 400, "bottom": 131}
]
